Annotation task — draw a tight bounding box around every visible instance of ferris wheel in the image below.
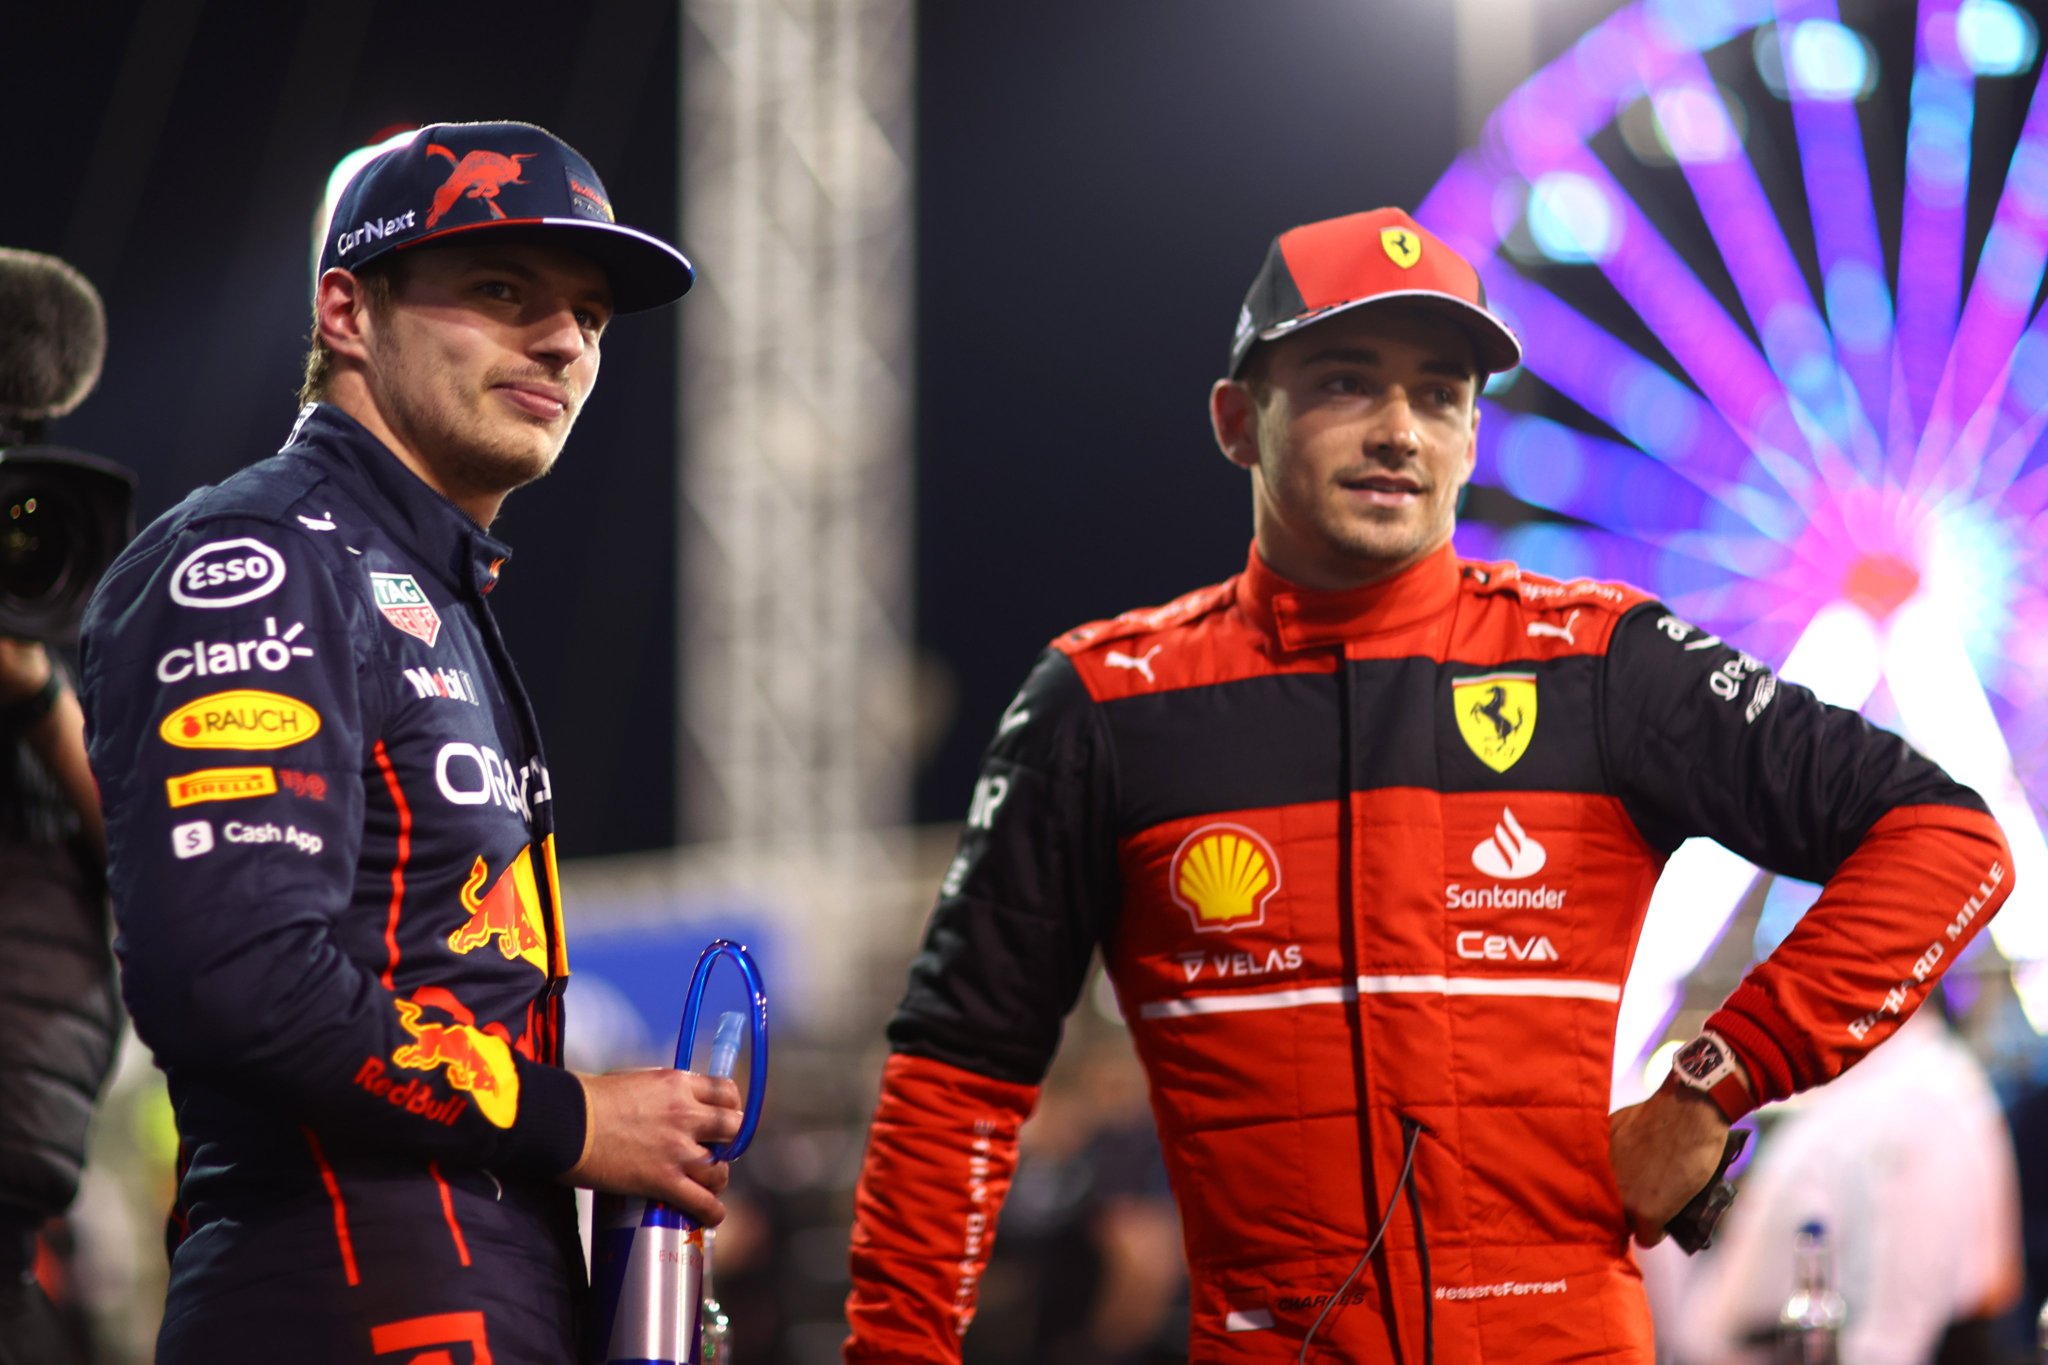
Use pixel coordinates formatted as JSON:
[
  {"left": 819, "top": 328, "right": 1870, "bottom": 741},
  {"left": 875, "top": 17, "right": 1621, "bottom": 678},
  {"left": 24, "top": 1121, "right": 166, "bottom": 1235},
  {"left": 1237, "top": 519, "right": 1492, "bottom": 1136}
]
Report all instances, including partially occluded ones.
[{"left": 1419, "top": 0, "right": 2048, "bottom": 1069}]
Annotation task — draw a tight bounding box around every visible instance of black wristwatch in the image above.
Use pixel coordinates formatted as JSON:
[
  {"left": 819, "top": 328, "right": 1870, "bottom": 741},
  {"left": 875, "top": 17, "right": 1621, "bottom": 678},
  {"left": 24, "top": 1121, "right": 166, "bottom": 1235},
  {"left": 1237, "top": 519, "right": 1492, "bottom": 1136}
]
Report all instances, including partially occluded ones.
[
  {"left": 1670, "top": 1031, "right": 1751, "bottom": 1122},
  {"left": 0, "top": 669, "right": 62, "bottom": 734}
]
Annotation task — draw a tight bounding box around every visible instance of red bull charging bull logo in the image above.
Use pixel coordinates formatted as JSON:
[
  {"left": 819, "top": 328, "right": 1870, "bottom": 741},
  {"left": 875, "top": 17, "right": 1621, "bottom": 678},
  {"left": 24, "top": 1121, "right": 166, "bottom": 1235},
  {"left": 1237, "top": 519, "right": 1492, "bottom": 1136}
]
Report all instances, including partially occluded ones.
[
  {"left": 425, "top": 143, "right": 535, "bottom": 227},
  {"left": 446, "top": 845, "right": 547, "bottom": 971},
  {"left": 389, "top": 996, "right": 519, "bottom": 1129}
]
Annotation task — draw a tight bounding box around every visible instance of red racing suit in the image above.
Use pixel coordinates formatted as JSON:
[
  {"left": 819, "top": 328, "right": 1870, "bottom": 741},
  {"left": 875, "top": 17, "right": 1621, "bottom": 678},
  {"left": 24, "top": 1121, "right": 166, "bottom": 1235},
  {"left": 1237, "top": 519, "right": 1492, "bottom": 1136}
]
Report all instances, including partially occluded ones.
[
  {"left": 79, "top": 405, "right": 586, "bottom": 1363},
  {"left": 845, "top": 542, "right": 2012, "bottom": 1363}
]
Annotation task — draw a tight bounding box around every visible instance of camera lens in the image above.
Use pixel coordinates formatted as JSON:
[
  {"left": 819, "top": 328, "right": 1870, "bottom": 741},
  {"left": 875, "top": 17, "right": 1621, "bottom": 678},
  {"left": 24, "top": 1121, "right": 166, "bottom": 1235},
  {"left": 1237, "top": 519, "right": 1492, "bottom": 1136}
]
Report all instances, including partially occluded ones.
[{"left": 0, "top": 482, "right": 87, "bottom": 604}]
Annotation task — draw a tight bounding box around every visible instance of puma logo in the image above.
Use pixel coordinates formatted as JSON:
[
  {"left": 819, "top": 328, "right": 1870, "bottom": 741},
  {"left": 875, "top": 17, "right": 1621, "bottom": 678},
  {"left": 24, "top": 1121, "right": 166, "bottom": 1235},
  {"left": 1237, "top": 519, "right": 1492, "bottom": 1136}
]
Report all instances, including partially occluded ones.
[
  {"left": 1105, "top": 646, "right": 1162, "bottom": 684},
  {"left": 1526, "top": 610, "right": 1580, "bottom": 646},
  {"left": 426, "top": 144, "right": 536, "bottom": 228}
]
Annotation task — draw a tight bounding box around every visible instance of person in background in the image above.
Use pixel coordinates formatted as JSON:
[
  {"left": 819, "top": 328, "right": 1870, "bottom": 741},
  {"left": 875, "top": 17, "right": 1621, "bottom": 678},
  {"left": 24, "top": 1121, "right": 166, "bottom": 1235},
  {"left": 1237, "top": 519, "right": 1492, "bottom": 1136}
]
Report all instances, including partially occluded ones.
[
  {"left": 0, "top": 246, "right": 124, "bottom": 1365},
  {"left": 842, "top": 207, "right": 2014, "bottom": 1363},
  {"left": 1663, "top": 986, "right": 2024, "bottom": 1365},
  {"left": 0, "top": 637, "right": 117, "bottom": 1365}
]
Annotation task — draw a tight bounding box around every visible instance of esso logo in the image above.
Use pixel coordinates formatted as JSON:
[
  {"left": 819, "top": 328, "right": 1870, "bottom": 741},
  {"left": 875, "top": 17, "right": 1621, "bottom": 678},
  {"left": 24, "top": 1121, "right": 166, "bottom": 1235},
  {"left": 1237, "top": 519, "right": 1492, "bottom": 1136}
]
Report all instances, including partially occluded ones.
[{"left": 170, "top": 538, "right": 287, "bottom": 609}]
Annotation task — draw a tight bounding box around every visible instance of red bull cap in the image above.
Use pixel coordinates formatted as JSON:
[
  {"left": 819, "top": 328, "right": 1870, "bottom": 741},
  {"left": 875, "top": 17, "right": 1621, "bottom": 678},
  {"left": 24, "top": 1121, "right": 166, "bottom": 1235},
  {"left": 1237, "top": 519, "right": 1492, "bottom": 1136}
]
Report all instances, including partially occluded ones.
[
  {"left": 1227, "top": 207, "right": 1520, "bottom": 378},
  {"left": 318, "top": 121, "right": 693, "bottom": 312}
]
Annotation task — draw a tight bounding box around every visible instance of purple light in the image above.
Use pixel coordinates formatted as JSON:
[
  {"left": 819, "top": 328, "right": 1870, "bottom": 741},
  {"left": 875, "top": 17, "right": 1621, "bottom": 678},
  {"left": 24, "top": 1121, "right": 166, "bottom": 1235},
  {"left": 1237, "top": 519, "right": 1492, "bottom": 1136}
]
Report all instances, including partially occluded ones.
[
  {"left": 1782, "top": 0, "right": 1896, "bottom": 437},
  {"left": 1426, "top": 0, "right": 2048, "bottom": 953},
  {"left": 1918, "top": 81, "right": 2048, "bottom": 483},
  {"left": 1892, "top": 0, "right": 1972, "bottom": 451}
]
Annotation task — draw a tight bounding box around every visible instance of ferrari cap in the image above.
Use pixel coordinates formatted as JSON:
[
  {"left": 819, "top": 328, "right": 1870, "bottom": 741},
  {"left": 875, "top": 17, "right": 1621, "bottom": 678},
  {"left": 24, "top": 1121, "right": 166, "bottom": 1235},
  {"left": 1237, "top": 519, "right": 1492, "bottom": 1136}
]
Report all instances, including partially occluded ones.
[
  {"left": 1227, "top": 207, "right": 1520, "bottom": 377},
  {"left": 317, "top": 121, "right": 694, "bottom": 313}
]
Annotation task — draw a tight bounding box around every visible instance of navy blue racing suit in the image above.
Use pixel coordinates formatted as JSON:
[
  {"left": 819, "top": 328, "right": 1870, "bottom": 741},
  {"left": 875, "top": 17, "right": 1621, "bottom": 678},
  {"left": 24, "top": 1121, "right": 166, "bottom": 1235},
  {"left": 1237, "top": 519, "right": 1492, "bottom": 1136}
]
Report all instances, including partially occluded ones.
[{"left": 80, "top": 404, "right": 587, "bottom": 1364}]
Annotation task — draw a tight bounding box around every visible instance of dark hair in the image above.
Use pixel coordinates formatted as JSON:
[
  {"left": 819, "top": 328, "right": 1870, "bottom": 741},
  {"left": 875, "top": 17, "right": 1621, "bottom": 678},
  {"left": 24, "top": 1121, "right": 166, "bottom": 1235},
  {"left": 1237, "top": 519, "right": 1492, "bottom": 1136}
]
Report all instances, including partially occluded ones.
[{"left": 296, "top": 260, "right": 402, "bottom": 407}]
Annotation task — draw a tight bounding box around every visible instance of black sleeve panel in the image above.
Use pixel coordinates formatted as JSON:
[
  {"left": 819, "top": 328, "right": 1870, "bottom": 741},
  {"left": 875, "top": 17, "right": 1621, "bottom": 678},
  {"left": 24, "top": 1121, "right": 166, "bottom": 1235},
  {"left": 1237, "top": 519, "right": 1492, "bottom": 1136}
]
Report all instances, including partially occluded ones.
[
  {"left": 1602, "top": 603, "right": 1986, "bottom": 880},
  {"left": 888, "top": 649, "right": 1121, "bottom": 1086}
]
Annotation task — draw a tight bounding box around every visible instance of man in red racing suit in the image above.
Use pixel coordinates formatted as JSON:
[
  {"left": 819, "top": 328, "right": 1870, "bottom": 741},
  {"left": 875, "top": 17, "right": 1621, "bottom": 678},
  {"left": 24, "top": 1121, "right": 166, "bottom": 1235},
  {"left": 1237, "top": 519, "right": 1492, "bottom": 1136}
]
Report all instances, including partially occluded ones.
[{"left": 843, "top": 209, "right": 2013, "bottom": 1363}]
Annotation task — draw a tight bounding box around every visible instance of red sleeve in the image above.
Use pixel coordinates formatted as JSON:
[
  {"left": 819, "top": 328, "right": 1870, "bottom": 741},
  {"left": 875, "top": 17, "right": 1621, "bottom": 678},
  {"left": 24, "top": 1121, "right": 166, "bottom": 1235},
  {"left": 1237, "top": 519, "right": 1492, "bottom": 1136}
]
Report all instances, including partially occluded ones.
[
  {"left": 843, "top": 1053, "right": 1039, "bottom": 1363},
  {"left": 1707, "top": 803, "right": 2011, "bottom": 1113}
]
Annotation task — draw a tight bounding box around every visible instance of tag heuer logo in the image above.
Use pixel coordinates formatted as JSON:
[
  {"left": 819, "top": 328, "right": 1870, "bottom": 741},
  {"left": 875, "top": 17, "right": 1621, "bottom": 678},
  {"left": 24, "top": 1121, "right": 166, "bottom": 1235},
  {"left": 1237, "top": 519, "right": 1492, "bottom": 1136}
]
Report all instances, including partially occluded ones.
[{"left": 370, "top": 572, "right": 442, "bottom": 648}]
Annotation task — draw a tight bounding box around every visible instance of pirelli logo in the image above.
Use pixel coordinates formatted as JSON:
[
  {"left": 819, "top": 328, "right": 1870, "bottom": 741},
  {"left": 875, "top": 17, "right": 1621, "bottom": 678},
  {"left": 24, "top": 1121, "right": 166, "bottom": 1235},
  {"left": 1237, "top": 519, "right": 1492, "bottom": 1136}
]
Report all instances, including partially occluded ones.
[{"left": 166, "top": 766, "right": 278, "bottom": 808}]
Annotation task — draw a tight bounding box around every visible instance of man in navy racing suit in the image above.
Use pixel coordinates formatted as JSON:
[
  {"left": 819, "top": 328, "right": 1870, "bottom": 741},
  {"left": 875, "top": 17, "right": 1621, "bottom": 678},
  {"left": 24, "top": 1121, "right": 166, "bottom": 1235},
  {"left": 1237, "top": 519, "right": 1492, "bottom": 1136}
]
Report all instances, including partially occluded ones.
[{"left": 80, "top": 121, "right": 739, "bottom": 1363}]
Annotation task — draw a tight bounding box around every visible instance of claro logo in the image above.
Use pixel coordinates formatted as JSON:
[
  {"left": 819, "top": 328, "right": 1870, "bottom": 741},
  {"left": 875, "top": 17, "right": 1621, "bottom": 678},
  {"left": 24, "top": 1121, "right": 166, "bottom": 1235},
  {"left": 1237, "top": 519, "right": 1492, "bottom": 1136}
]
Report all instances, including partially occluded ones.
[{"left": 169, "top": 538, "right": 287, "bottom": 609}]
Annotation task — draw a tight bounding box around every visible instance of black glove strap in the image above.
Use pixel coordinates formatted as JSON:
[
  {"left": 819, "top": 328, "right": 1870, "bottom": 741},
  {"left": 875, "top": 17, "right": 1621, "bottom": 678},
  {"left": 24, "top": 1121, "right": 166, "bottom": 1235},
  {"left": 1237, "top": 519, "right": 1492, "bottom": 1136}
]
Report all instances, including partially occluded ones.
[
  {"left": 0, "top": 669, "right": 61, "bottom": 735},
  {"left": 1665, "top": 1128, "right": 1750, "bottom": 1254}
]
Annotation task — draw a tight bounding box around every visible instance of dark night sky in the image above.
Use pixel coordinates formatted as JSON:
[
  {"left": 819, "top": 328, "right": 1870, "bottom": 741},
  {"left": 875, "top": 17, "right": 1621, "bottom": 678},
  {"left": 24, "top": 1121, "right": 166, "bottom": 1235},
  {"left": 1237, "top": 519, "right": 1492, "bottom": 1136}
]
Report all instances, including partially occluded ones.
[{"left": 3, "top": 0, "right": 1623, "bottom": 854}]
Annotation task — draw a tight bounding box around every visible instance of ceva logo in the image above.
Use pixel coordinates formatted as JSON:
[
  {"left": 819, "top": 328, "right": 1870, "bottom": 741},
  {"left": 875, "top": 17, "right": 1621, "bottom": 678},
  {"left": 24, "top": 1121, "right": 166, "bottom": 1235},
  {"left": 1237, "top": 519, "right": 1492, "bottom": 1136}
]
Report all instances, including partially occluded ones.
[{"left": 1472, "top": 807, "right": 1547, "bottom": 880}]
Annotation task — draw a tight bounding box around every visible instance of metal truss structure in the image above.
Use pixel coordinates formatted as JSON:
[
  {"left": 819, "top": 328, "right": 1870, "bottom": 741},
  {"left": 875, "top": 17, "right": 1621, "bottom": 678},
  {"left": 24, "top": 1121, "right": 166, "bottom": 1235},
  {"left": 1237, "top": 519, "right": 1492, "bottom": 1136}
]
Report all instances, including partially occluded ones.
[{"left": 678, "top": 0, "right": 917, "bottom": 851}]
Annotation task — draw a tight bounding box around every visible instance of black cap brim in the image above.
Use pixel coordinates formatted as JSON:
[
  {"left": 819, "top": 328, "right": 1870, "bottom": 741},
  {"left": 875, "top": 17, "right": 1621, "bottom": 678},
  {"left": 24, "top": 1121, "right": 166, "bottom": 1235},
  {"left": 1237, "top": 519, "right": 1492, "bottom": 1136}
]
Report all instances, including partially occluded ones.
[{"left": 396, "top": 217, "right": 695, "bottom": 313}]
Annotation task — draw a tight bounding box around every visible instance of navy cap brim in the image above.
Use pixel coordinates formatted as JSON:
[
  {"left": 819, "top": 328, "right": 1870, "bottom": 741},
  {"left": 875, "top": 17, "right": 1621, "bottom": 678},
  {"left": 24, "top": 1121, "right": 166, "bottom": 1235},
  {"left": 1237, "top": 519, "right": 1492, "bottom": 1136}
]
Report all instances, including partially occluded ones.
[
  {"left": 1253, "top": 290, "right": 1521, "bottom": 375},
  {"left": 391, "top": 217, "right": 694, "bottom": 313}
]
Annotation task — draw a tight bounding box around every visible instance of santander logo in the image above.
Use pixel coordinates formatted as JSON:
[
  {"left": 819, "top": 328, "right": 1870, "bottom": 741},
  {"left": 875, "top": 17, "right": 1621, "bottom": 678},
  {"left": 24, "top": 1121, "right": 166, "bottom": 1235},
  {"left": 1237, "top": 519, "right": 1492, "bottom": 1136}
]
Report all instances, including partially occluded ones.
[{"left": 1472, "top": 808, "right": 1547, "bottom": 880}]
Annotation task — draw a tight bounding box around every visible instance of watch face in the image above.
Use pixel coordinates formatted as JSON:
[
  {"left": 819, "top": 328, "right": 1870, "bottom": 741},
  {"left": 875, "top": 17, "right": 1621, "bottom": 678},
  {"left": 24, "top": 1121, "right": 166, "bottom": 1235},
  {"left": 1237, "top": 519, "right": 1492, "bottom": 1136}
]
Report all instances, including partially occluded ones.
[{"left": 1675, "top": 1037, "right": 1728, "bottom": 1085}]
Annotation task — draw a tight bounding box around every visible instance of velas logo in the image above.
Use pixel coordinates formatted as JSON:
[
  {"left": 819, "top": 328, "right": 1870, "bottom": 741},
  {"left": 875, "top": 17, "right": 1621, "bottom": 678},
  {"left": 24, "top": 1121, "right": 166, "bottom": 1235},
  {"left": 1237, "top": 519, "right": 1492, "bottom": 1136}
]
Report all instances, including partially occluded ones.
[
  {"left": 165, "top": 766, "right": 277, "bottom": 808},
  {"left": 1473, "top": 807, "right": 1547, "bottom": 879},
  {"left": 1170, "top": 823, "right": 1281, "bottom": 933},
  {"left": 390, "top": 995, "right": 519, "bottom": 1128},
  {"left": 1381, "top": 225, "right": 1423, "bottom": 269},
  {"left": 425, "top": 143, "right": 535, "bottom": 228},
  {"left": 158, "top": 689, "right": 322, "bottom": 751},
  {"left": 1454, "top": 672, "right": 1537, "bottom": 773},
  {"left": 169, "top": 538, "right": 286, "bottom": 609},
  {"left": 446, "top": 845, "right": 547, "bottom": 973},
  {"left": 370, "top": 572, "right": 442, "bottom": 647}
]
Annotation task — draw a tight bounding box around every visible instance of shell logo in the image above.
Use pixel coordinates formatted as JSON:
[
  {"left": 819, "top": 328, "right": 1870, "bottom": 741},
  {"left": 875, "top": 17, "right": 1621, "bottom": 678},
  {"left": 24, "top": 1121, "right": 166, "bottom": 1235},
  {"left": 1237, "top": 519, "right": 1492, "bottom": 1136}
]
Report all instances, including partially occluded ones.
[{"left": 1170, "top": 823, "right": 1281, "bottom": 933}]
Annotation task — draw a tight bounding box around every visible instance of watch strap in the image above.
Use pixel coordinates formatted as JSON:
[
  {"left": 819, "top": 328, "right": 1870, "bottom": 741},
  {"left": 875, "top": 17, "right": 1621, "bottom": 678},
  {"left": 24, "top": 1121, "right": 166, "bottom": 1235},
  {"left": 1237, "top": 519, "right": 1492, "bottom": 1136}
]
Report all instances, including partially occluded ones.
[{"left": 0, "top": 668, "right": 62, "bottom": 734}]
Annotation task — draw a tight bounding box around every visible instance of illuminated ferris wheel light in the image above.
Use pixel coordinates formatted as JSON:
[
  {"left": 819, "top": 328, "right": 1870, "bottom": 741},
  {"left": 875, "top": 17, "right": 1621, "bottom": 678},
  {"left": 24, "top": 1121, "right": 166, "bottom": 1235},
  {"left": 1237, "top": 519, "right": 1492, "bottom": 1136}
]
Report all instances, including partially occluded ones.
[
  {"left": 1957, "top": 0, "right": 2038, "bottom": 76},
  {"left": 1767, "top": 21, "right": 1880, "bottom": 102},
  {"left": 1424, "top": 0, "right": 2048, "bottom": 1048}
]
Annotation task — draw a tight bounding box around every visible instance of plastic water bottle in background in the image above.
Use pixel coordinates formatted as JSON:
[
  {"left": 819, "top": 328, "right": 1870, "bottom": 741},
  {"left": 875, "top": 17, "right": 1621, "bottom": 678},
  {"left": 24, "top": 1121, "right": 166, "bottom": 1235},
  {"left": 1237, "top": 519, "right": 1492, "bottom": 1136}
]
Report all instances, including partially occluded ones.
[
  {"left": 2036, "top": 1294, "right": 2047, "bottom": 1364},
  {"left": 1777, "top": 1221, "right": 1846, "bottom": 1364}
]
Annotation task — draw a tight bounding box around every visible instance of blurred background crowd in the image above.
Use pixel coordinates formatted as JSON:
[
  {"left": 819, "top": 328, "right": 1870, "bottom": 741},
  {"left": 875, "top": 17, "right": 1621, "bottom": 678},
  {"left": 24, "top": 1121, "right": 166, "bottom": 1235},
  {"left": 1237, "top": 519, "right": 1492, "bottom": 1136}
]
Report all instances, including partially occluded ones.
[{"left": 10, "top": 0, "right": 2048, "bottom": 1360}]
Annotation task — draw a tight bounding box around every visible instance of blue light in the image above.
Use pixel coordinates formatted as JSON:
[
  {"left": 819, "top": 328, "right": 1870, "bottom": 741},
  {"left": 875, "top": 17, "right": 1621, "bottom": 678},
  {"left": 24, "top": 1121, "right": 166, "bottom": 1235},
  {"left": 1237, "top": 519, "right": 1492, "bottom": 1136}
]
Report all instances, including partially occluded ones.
[
  {"left": 1611, "top": 367, "right": 1698, "bottom": 456},
  {"left": 1499, "top": 523, "right": 1601, "bottom": 580},
  {"left": 1905, "top": 85, "right": 1972, "bottom": 209},
  {"left": 1527, "top": 172, "right": 1620, "bottom": 263},
  {"left": 2010, "top": 331, "right": 2048, "bottom": 412},
  {"left": 1651, "top": 82, "right": 1741, "bottom": 163},
  {"left": 1823, "top": 259, "right": 1894, "bottom": 352},
  {"left": 1645, "top": 0, "right": 1770, "bottom": 54},
  {"left": 1492, "top": 413, "right": 1587, "bottom": 509},
  {"left": 1785, "top": 21, "right": 1877, "bottom": 102},
  {"left": 1754, "top": 876, "right": 1823, "bottom": 956},
  {"left": 1957, "top": 0, "right": 2039, "bottom": 77}
]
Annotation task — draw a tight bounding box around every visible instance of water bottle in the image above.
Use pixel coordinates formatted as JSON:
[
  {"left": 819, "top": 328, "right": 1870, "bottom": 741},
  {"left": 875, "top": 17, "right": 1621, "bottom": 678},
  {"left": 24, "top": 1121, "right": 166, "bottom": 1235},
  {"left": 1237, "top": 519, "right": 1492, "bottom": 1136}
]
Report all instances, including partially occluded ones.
[
  {"left": 2035, "top": 1293, "right": 2047, "bottom": 1364},
  {"left": 589, "top": 1010, "right": 748, "bottom": 1365},
  {"left": 1776, "top": 1221, "right": 1846, "bottom": 1364}
]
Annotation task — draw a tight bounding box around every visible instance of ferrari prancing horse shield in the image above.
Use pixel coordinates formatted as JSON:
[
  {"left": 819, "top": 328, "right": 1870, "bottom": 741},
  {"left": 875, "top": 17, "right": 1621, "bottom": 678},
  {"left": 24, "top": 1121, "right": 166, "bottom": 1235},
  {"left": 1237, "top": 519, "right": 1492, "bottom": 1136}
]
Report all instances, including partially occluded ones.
[
  {"left": 1381, "top": 226, "right": 1423, "bottom": 269},
  {"left": 1454, "top": 672, "right": 1537, "bottom": 773}
]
